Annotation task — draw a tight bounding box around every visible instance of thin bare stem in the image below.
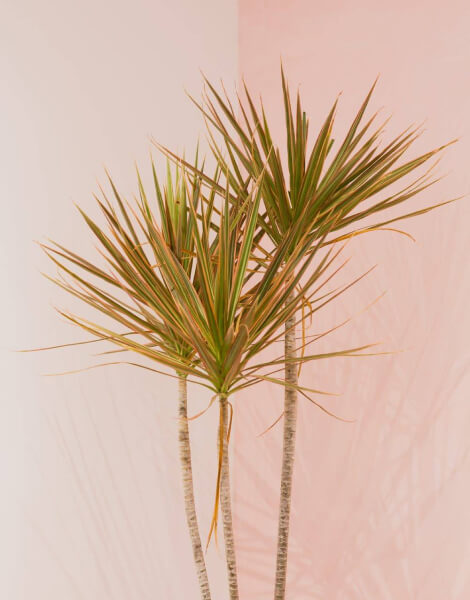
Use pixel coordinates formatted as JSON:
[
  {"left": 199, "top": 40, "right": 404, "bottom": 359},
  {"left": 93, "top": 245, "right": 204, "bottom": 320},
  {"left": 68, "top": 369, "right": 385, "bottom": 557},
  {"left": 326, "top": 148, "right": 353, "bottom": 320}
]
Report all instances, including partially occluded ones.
[
  {"left": 219, "top": 395, "right": 239, "bottom": 600},
  {"left": 274, "top": 287, "right": 298, "bottom": 600},
  {"left": 178, "top": 374, "right": 211, "bottom": 600}
]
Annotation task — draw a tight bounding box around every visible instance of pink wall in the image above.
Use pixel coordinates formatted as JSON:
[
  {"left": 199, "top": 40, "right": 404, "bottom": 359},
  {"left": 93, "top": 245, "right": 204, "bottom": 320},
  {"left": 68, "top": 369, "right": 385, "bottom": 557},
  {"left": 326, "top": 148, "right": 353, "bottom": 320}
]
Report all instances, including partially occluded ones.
[
  {"left": 235, "top": 1, "right": 470, "bottom": 598},
  {"left": 1, "top": 1, "right": 237, "bottom": 598}
]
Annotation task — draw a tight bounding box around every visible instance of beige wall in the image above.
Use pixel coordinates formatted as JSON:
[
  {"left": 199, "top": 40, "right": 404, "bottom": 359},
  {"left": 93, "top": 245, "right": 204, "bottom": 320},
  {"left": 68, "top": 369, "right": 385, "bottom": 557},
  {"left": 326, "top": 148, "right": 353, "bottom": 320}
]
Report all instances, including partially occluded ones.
[{"left": 1, "top": 1, "right": 237, "bottom": 598}]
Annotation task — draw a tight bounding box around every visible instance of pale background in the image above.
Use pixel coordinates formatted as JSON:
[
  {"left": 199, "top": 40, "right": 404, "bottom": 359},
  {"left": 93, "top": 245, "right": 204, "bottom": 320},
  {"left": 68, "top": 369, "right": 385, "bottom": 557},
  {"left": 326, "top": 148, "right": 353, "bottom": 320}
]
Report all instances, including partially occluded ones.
[
  {"left": 2, "top": 1, "right": 470, "bottom": 599},
  {"left": 1, "top": 1, "right": 237, "bottom": 598}
]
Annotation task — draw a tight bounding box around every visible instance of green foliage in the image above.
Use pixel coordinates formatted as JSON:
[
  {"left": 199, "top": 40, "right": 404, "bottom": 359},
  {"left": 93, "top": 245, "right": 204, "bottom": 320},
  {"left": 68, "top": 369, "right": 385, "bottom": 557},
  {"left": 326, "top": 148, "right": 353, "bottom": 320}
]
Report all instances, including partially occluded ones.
[
  {"left": 160, "top": 68, "right": 456, "bottom": 256},
  {"left": 43, "top": 155, "right": 370, "bottom": 400}
]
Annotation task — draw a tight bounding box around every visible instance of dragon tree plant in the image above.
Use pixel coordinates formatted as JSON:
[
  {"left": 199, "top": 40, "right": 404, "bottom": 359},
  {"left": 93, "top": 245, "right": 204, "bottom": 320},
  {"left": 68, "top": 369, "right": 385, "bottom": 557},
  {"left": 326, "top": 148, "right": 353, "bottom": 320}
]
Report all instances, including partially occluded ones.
[
  {"left": 43, "top": 159, "right": 216, "bottom": 598},
  {"left": 160, "top": 69, "right": 457, "bottom": 599},
  {"left": 41, "top": 150, "right": 373, "bottom": 599}
]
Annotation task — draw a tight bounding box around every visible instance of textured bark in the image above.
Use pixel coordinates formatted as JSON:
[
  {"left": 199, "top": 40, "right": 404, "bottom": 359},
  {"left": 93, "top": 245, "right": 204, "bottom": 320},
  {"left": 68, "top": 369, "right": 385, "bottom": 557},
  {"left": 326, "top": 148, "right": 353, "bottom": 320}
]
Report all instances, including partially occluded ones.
[
  {"left": 219, "top": 395, "right": 239, "bottom": 600},
  {"left": 274, "top": 293, "right": 298, "bottom": 600},
  {"left": 178, "top": 374, "right": 212, "bottom": 600}
]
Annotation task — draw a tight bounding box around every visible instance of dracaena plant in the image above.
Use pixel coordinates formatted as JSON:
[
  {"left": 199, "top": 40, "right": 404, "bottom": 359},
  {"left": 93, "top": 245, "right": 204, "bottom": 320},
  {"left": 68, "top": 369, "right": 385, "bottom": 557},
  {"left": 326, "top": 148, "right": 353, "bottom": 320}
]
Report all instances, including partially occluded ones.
[
  {"left": 41, "top": 151, "right": 372, "bottom": 600},
  {"left": 44, "top": 159, "right": 216, "bottom": 598},
  {"left": 158, "top": 69, "right": 457, "bottom": 599}
]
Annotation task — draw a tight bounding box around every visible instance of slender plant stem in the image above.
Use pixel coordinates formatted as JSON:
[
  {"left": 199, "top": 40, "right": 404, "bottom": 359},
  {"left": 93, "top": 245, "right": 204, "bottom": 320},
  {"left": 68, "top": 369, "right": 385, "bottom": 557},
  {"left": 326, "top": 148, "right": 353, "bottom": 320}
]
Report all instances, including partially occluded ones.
[
  {"left": 178, "top": 373, "right": 212, "bottom": 600},
  {"left": 274, "top": 290, "right": 298, "bottom": 600},
  {"left": 219, "top": 395, "right": 239, "bottom": 600}
]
